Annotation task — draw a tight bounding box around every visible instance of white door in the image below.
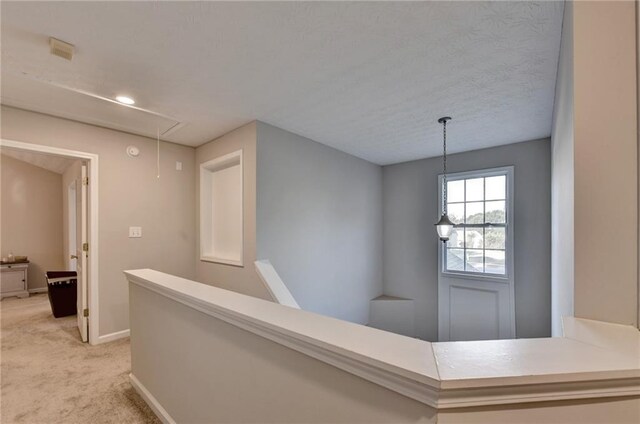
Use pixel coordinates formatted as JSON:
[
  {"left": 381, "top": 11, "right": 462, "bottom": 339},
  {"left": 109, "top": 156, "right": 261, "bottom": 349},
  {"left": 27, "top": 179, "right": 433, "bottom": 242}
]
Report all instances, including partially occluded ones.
[
  {"left": 437, "top": 167, "right": 515, "bottom": 341},
  {"left": 439, "top": 276, "right": 514, "bottom": 341},
  {"left": 67, "top": 181, "right": 77, "bottom": 271},
  {"left": 76, "top": 165, "right": 88, "bottom": 342}
]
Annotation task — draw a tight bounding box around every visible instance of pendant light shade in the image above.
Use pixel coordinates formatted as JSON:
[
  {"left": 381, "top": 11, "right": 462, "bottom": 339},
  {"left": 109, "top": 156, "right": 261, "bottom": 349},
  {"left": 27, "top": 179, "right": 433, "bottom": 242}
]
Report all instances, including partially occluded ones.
[
  {"left": 435, "top": 213, "right": 454, "bottom": 241},
  {"left": 435, "top": 116, "right": 453, "bottom": 242}
]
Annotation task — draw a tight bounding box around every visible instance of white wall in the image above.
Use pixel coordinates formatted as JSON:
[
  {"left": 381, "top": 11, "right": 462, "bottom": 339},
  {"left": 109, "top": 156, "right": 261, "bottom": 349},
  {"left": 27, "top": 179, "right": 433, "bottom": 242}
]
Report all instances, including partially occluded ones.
[
  {"left": 130, "top": 282, "right": 437, "bottom": 423},
  {"left": 550, "top": 0, "right": 574, "bottom": 337},
  {"left": 128, "top": 271, "right": 640, "bottom": 424},
  {"left": 0, "top": 106, "right": 196, "bottom": 337},
  {"left": 383, "top": 139, "right": 551, "bottom": 341},
  {"left": 256, "top": 122, "right": 383, "bottom": 325},
  {"left": 572, "top": 1, "right": 638, "bottom": 327},
  {"left": 550, "top": 0, "right": 639, "bottom": 332}
]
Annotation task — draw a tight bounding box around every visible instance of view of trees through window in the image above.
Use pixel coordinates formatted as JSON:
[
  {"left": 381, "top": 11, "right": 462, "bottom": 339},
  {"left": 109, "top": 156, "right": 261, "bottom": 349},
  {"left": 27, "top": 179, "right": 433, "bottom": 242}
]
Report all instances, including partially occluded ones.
[{"left": 444, "top": 174, "right": 508, "bottom": 275}]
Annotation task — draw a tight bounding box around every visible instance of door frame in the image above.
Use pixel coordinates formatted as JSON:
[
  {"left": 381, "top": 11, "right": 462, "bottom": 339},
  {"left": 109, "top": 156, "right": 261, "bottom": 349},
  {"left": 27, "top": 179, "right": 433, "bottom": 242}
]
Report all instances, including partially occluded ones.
[
  {"left": 0, "top": 138, "right": 100, "bottom": 345},
  {"left": 67, "top": 180, "right": 77, "bottom": 271},
  {"left": 437, "top": 166, "right": 516, "bottom": 341}
]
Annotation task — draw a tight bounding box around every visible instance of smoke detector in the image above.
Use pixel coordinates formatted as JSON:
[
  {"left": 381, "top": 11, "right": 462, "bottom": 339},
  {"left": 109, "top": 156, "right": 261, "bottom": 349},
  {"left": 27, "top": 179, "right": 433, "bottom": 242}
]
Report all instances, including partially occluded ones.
[{"left": 49, "top": 37, "right": 74, "bottom": 61}]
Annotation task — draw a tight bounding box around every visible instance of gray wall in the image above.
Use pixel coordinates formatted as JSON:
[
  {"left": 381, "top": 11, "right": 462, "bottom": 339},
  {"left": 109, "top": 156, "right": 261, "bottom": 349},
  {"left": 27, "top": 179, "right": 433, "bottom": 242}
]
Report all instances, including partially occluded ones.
[
  {"left": 383, "top": 139, "right": 551, "bottom": 341},
  {"left": 550, "top": 1, "right": 574, "bottom": 337},
  {"left": 256, "top": 122, "right": 383, "bottom": 325}
]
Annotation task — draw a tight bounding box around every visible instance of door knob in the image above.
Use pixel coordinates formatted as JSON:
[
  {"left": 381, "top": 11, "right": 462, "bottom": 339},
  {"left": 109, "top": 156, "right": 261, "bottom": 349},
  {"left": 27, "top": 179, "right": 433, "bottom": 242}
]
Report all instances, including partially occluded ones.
[{"left": 70, "top": 255, "right": 78, "bottom": 260}]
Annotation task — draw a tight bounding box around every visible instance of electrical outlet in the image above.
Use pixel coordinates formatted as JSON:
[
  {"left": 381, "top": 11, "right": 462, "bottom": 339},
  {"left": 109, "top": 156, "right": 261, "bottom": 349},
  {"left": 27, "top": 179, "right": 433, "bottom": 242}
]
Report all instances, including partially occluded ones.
[
  {"left": 176, "top": 161, "right": 183, "bottom": 171},
  {"left": 129, "top": 226, "right": 142, "bottom": 238}
]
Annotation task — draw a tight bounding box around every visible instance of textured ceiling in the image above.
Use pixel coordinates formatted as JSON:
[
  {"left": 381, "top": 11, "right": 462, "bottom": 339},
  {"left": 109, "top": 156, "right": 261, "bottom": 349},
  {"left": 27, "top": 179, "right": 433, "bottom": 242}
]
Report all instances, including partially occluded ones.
[
  {"left": 1, "top": 147, "right": 77, "bottom": 174},
  {"left": 1, "top": 1, "right": 564, "bottom": 165}
]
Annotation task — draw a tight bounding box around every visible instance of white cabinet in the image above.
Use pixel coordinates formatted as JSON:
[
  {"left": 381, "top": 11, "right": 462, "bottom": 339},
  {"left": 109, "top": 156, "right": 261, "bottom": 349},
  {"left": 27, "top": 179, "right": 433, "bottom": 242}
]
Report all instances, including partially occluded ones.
[{"left": 1, "top": 263, "right": 29, "bottom": 299}]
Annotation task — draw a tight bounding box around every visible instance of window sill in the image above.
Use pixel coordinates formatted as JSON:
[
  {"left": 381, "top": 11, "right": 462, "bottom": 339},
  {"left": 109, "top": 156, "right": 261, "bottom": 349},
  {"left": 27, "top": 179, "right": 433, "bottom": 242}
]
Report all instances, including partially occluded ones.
[
  {"left": 200, "top": 256, "right": 244, "bottom": 268},
  {"left": 440, "top": 271, "right": 510, "bottom": 283}
]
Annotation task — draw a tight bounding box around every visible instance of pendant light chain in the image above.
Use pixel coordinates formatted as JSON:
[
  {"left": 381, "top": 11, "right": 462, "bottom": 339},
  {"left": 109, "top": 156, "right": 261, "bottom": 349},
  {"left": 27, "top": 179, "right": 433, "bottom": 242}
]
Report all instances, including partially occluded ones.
[
  {"left": 435, "top": 116, "right": 453, "bottom": 242},
  {"left": 442, "top": 119, "right": 447, "bottom": 214}
]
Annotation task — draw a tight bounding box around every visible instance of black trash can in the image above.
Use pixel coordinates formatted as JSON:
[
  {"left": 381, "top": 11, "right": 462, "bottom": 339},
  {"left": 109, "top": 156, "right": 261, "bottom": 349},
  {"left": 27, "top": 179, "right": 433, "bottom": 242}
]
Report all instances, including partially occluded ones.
[{"left": 46, "top": 271, "right": 77, "bottom": 318}]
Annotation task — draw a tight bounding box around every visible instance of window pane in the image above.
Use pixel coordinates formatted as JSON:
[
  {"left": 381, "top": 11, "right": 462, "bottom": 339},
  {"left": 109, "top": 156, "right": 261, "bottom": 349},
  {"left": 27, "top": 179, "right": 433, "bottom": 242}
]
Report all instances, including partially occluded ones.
[
  {"left": 447, "top": 248, "right": 465, "bottom": 271},
  {"left": 447, "top": 228, "right": 465, "bottom": 248},
  {"left": 465, "top": 249, "right": 484, "bottom": 273},
  {"left": 485, "top": 250, "right": 505, "bottom": 274},
  {"left": 441, "top": 171, "right": 510, "bottom": 277},
  {"left": 465, "top": 228, "right": 483, "bottom": 249},
  {"left": 448, "top": 203, "right": 464, "bottom": 224},
  {"left": 485, "top": 201, "right": 505, "bottom": 223},
  {"left": 447, "top": 180, "right": 464, "bottom": 203},
  {"left": 465, "top": 201, "right": 484, "bottom": 224},
  {"left": 465, "top": 178, "right": 484, "bottom": 201},
  {"left": 485, "top": 227, "right": 505, "bottom": 249},
  {"left": 485, "top": 176, "right": 506, "bottom": 200}
]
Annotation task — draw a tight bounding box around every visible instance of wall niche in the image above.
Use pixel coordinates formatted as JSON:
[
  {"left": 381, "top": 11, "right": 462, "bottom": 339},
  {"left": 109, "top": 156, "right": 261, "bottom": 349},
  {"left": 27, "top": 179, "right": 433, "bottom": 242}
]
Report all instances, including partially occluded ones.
[{"left": 200, "top": 149, "right": 243, "bottom": 266}]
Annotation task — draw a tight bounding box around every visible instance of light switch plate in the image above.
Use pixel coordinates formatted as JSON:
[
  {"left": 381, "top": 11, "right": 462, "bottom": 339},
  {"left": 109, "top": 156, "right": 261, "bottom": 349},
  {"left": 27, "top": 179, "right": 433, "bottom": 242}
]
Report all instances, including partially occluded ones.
[
  {"left": 129, "top": 226, "right": 142, "bottom": 238},
  {"left": 176, "top": 161, "right": 182, "bottom": 171}
]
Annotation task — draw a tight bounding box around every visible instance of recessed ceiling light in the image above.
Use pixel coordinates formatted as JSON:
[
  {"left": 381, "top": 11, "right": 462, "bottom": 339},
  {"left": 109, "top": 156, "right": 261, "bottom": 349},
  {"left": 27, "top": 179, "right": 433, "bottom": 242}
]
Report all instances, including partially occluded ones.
[{"left": 115, "top": 95, "right": 135, "bottom": 105}]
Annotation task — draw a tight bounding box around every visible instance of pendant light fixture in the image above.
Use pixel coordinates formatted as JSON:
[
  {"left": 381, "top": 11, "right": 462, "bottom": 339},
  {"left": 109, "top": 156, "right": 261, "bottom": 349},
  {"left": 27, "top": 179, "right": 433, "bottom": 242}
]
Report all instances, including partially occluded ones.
[{"left": 435, "top": 116, "right": 454, "bottom": 242}]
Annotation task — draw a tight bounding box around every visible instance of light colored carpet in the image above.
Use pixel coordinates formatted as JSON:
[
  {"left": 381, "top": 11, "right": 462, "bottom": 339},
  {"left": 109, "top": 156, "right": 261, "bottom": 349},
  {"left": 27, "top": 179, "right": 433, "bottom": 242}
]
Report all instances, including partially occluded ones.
[{"left": 1, "top": 293, "right": 160, "bottom": 424}]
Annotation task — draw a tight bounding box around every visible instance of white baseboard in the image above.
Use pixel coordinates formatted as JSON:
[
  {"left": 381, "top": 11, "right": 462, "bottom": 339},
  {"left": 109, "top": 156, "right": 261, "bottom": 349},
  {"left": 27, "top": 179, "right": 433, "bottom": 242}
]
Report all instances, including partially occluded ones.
[
  {"left": 28, "top": 287, "right": 47, "bottom": 294},
  {"left": 95, "top": 329, "right": 130, "bottom": 344},
  {"left": 130, "top": 373, "right": 176, "bottom": 424}
]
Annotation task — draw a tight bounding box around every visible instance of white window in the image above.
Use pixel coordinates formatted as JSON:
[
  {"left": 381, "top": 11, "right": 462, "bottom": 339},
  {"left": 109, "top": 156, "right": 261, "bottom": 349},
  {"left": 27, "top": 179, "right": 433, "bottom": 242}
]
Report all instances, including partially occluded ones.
[{"left": 440, "top": 167, "right": 513, "bottom": 277}]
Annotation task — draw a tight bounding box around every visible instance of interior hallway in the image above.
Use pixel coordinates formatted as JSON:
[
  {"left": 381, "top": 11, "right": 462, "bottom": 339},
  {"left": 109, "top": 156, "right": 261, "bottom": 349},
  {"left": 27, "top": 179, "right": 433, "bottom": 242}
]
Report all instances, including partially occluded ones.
[{"left": 1, "top": 294, "right": 159, "bottom": 423}]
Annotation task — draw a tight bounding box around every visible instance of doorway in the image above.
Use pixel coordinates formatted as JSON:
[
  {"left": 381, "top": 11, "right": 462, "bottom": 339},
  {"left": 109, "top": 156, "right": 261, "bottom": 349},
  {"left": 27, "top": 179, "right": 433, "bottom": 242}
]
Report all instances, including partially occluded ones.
[{"left": 0, "top": 139, "right": 99, "bottom": 344}]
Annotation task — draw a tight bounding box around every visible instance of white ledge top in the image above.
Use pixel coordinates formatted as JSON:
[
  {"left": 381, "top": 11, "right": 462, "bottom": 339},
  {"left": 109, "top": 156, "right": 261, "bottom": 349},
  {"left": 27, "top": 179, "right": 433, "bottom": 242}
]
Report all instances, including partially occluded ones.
[{"left": 125, "top": 269, "right": 640, "bottom": 409}]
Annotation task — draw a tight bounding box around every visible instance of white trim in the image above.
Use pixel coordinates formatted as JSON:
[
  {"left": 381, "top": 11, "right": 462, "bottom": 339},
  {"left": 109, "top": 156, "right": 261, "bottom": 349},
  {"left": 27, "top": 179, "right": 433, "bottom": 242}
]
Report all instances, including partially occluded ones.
[
  {"left": 129, "top": 374, "right": 176, "bottom": 424},
  {"left": 28, "top": 287, "right": 48, "bottom": 294},
  {"left": 435, "top": 378, "right": 640, "bottom": 408},
  {"left": 199, "top": 256, "right": 243, "bottom": 267},
  {"left": 0, "top": 138, "right": 100, "bottom": 345},
  {"left": 438, "top": 166, "right": 514, "bottom": 279},
  {"left": 126, "top": 270, "right": 640, "bottom": 410},
  {"left": 437, "top": 166, "right": 516, "bottom": 341},
  {"left": 199, "top": 149, "right": 244, "bottom": 267},
  {"left": 254, "top": 260, "right": 300, "bottom": 308},
  {"left": 96, "top": 329, "right": 130, "bottom": 344}
]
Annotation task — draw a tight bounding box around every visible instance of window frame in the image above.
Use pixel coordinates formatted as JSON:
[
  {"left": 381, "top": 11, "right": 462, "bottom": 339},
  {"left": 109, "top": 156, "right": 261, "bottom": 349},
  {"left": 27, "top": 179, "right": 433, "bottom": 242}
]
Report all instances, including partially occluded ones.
[{"left": 438, "top": 166, "right": 514, "bottom": 281}]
